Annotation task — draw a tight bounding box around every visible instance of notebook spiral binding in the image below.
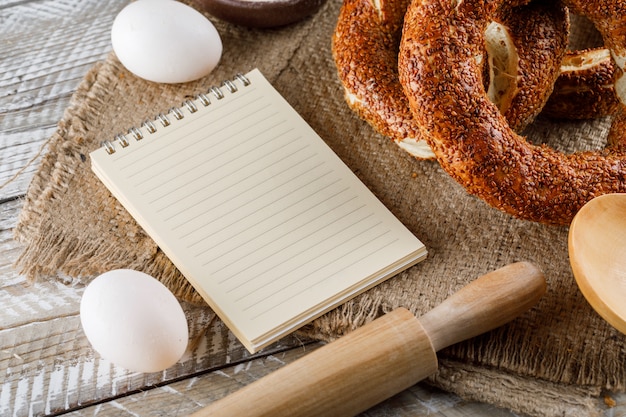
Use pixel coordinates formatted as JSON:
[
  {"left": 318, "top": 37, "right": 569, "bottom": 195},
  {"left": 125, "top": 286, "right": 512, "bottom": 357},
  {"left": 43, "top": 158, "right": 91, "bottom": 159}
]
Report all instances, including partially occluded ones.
[{"left": 102, "top": 73, "right": 251, "bottom": 155}]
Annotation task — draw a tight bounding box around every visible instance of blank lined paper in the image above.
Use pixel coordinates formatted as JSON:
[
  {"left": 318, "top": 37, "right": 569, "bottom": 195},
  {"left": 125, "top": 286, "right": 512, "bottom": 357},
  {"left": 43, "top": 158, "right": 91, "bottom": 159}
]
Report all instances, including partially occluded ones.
[{"left": 90, "top": 69, "right": 427, "bottom": 353}]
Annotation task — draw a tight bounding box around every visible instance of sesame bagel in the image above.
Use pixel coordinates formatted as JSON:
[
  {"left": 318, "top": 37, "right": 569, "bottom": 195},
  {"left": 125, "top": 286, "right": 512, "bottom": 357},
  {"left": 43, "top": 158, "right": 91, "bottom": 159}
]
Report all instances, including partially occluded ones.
[
  {"left": 543, "top": 47, "right": 620, "bottom": 120},
  {"left": 333, "top": 0, "right": 426, "bottom": 156},
  {"left": 398, "top": 0, "right": 626, "bottom": 225},
  {"left": 488, "top": 1, "right": 569, "bottom": 129},
  {"left": 332, "top": 0, "right": 568, "bottom": 159}
]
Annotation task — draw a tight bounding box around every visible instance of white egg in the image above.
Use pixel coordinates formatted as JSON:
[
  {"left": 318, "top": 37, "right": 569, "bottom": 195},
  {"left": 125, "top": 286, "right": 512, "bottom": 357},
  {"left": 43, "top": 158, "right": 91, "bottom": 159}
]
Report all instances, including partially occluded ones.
[
  {"left": 111, "top": 0, "right": 223, "bottom": 83},
  {"left": 80, "top": 269, "right": 189, "bottom": 373}
]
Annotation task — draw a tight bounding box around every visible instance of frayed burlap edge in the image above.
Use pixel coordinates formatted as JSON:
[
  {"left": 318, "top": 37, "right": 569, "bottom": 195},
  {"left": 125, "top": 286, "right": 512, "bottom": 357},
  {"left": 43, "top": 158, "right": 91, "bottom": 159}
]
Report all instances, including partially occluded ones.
[
  {"left": 13, "top": 52, "right": 206, "bottom": 304},
  {"left": 431, "top": 358, "right": 603, "bottom": 417}
]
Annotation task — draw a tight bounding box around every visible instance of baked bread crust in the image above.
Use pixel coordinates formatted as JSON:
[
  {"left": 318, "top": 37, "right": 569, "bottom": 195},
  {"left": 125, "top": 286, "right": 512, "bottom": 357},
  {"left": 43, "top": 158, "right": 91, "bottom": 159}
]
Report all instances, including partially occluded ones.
[
  {"left": 543, "top": 48, "right": 620, "bottom": 120},
  {"left": 398, "top": 0, "right": 626, "bottom": 225},
  {"left": 332, "top": 0, "right": 568, "bottom": 159}
]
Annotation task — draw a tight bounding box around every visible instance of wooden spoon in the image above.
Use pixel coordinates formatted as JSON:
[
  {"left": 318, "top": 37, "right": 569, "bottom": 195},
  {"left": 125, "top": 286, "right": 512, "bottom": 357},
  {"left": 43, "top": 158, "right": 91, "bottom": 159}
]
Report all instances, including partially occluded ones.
[{"left": 569, "top": 193, "right": 626, "bottom": 334}]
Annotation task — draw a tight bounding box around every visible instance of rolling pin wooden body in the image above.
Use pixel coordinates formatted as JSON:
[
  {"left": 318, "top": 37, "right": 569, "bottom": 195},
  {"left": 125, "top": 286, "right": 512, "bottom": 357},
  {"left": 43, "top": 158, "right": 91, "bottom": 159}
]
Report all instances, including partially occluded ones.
[{"left": 192, "top": 261, "right": 546, "bottom": 417}]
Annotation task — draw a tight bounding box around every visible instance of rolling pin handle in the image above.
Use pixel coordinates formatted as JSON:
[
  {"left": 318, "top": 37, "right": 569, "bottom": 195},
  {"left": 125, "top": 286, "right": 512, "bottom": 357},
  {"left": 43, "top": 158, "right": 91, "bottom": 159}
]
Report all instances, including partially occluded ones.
[{"left": 418, "top": 261, "right": 546, "bottom": 351}]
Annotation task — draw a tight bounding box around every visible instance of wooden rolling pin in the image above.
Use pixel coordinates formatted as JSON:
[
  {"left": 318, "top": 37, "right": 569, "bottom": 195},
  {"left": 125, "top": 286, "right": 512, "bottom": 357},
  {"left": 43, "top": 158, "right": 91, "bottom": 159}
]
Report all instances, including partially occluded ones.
[{"left": 192, "top": 261, "right": 546, "bottom": 417}]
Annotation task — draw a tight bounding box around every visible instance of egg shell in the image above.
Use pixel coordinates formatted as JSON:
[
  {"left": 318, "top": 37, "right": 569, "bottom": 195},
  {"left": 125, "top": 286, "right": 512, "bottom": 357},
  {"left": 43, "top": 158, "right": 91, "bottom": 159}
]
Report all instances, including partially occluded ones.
[
  {"left": 80, "top": 269, "right": 189, "bottom": 373},
  {"left": 111, "top": 0, "right": 222, "bottom": 83}
]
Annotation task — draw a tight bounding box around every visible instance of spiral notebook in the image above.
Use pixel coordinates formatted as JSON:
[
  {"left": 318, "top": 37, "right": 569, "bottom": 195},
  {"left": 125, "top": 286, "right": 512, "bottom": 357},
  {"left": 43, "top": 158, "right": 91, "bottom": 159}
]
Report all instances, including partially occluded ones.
[{"left": 90, "top": 68, "right": 427, "bottom": 353}]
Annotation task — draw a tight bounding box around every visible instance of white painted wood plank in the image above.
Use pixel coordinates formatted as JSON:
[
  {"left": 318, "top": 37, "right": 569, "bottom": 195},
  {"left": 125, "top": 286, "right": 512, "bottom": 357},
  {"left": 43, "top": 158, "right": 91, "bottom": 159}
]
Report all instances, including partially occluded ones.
[
  {"left": 64, "top": 343, "right": 602, "bottom": 417},
  {"left": 0, "top": 0, "right": 127, "bottom": 201},
  {"left": 59, "top": 346, "right": 326, "bottom": 417},
  {"left": 0, "top": 131, "right": 53, "bottom": 203},
  {"left": 0, "top": 314, "right": 311, "bottom": 416}
]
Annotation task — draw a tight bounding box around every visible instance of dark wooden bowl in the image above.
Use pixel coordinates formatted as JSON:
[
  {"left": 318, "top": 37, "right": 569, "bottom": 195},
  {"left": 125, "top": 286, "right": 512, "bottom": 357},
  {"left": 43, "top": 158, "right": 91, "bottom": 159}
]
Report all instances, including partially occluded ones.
[{"left": 194, "top": 0, "right": 328, "bottom": 28}]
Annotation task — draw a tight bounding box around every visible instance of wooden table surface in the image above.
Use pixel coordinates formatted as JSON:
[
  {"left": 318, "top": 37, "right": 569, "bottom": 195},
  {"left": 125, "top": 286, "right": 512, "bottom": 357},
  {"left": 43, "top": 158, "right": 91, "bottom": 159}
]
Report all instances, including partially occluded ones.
[{"left": 1, "top": 1, "right": 625, "bottom": 416}]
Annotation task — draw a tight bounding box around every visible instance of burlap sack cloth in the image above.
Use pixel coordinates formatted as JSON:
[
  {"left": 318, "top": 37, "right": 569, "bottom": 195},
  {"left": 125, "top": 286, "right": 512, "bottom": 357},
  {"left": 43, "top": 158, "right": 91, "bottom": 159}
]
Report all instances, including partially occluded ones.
[{"left": 13, "top": 1, "right": 626, "bottom": 416}]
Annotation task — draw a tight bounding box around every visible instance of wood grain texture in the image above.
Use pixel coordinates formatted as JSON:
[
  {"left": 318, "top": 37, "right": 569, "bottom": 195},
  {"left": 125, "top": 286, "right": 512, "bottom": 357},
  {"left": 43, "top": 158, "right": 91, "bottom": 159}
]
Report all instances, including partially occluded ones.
[
  {"left": 61, "top": 345, "right": 528, "bottom": 417},
  {"left": 1, "top": 0, "right": 626, "bottom": 416},
  {"left": 568, "top": 193, "right": 626, "bottom": 335},
  {"left": 192, "top": 308, "right": 436, "bottom": 417},
  {"left": 0, "top": 0, "right": 126, "bottom": 202}
]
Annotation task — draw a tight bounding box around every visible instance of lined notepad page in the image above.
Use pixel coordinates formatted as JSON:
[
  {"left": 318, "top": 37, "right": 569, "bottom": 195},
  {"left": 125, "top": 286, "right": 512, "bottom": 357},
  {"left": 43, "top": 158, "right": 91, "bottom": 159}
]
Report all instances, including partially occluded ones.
[{"left": 91, "top": 69, "right": 426, "bottom": 352}]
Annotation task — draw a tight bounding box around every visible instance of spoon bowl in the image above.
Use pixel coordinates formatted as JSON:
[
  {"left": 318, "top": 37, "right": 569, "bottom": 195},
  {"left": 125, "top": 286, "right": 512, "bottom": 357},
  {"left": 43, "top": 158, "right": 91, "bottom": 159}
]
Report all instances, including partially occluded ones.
[{"left": 569, "top": 193, "right": 626, "bottom": 334}]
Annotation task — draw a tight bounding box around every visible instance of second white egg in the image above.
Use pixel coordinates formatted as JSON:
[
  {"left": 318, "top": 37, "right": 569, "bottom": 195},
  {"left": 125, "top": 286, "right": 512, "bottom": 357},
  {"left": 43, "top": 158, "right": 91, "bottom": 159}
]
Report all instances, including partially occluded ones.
[{"left": 80, "top": 269, "right": 189, "bottom": 373}]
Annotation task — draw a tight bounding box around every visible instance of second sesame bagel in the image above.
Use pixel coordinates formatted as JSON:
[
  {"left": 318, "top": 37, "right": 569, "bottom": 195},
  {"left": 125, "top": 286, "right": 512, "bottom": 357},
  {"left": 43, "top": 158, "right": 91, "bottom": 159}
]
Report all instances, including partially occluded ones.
[
  {"left": 332, "top": 0, "right": 568, "bottom": 159},
  {"left": 398, "top": 0, "right": 626, "bottom": 225}
]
